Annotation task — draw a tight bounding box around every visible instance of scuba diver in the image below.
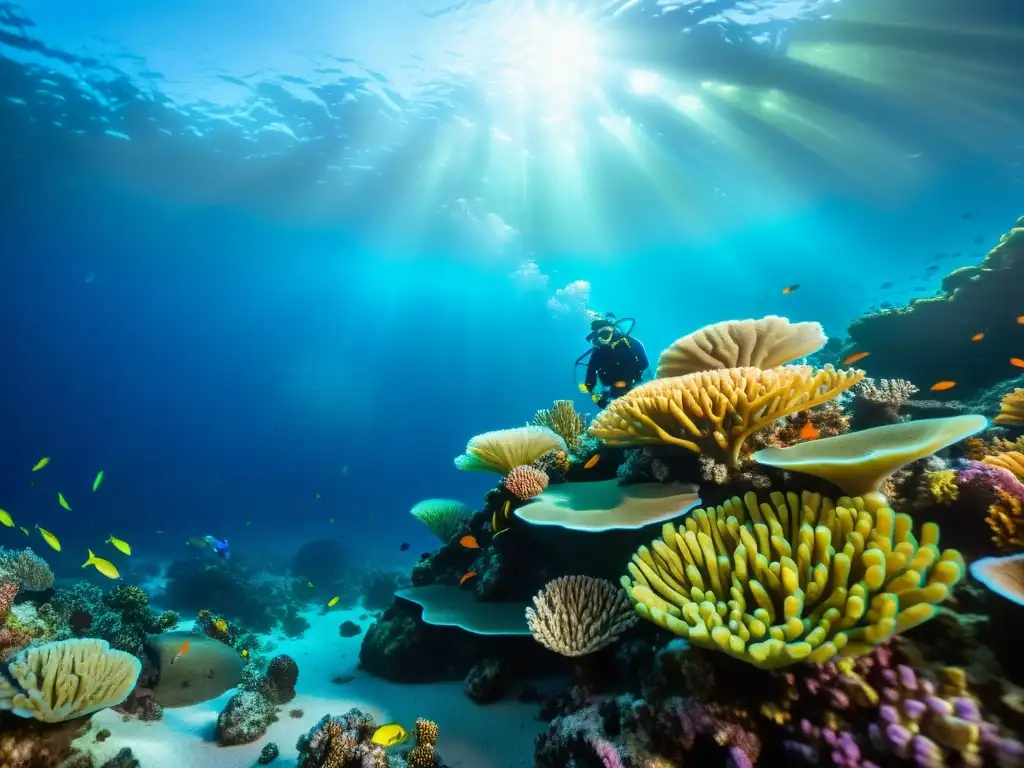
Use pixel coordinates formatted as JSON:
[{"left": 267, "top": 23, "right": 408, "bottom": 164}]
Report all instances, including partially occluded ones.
[{"left": 576, "top": 313, "right": 650, "bottom": 408}]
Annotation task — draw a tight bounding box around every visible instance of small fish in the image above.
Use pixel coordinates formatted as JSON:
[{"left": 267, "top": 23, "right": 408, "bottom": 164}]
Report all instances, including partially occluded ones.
[
  {"left": 971, "top": 333, "right": 985, "bottom": 342},
  {"left": 327, "top": 596, "right": 340, "bottom": 608},
  {"left": 342, "top": 465, "right": 349, "bottom": 476},
  {"left": 880, "top": 282, "right": 894, "bottom": 289},
  {"left": 924, "top": 265, "right": 938, "bottom": 273},
  {"left": 19, "top": 526, "right": 29, "bottom": 536},
  {"left": 502, "top": 500, "right": 511, "bottom": 518},
  {"left": 58, "top": 492, "right": 71, "bottom": 511},
  {"left": 799, "top": 421, "right": 820, "bottom": 440},
  {"left": 399, "top": 542, "right": 410, "bottom": 551},
  {"left": 842, "top": 352, "right": 870, "bottom": 365},
  {"left": 245, "top": 521, "right": 251, "bottom": 527},
  {"left": 32, "top": 457, "right": 50, "bottom": 472},
  {"left": 316, "top": 492, "right": 321, "bottom": 500},
  {"left": 781, "top": 284, "right": 800, "bottom": 294},
  {"left": 107, "top": 536, "right": 131, "bottom": 555},
  {"left": 583, "top": 454, "right": 600, "bottom": 470},
  {"left": 973, "top": 236, "right": 984, "bottom": 244},
  {"left": 241, "top": 649, "right": 249, "bottom": 658},
  {"left": 930, "top": 381, "right": 957, "bottom": 391},
  {"left": 170, "top": 639, "right": 191, "bottom": 664},
  {"left": 460, "top": 535, "right": 480, "bottom": 549},
  {"left": 613, "top": 380, "right": 627, "bottom": 388},
  {"left": 371, "top": 723, "right": 408, "bottom": 747},
  {"left": 0, "top": 509, "right": 13, "bottom": 528},
  {"left": 307, "top": 581, "right": 315, "bottom": 589},
  {"left": 329, "top": 517, "right": 334, "bottom": 524},
  {"left": 962, "top": 212, "right": 973, "bottom": 219},
  {"left": 1018, "top": 316, "right": 1024, "bottom": 325},
  {"left": 82, "top": 548, "right": 119, "bottom": 578},
  {"left": 1012, "top": 358, "right": 1024, "bottom": 369},
  {"left": 37, "top": 525, "right": 61, "bottom": 552},
  {"left": 460, "top": 571, "right": 477, "bottom": 585},
  {"left": 92, "top": 470, "right": 104, "bottom": 492}
]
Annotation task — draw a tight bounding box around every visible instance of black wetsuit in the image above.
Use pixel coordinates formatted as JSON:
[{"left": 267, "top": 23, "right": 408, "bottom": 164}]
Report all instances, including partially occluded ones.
[{"left": 585, "top": 332, "right": 649, "bottom": 407}]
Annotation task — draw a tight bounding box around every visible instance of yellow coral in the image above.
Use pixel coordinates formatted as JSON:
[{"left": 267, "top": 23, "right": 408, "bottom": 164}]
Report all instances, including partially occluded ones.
[
  {"left": 995, "top": 389, "right": 1024, "bottom": 427},
  {"left": 213, "top": 618, "right": 228, "bottom": 634},
  {"left": 982, "top": 451, "right": 1024, "bottom": 481},
  {"left": 986, "top": 487, "right": 1024, "bottom": 552},
  {"left": 533, "top": 401, "right": 587, "bottom": 453},
  {"left": 590, "top": 365, "right": 862, "bottom": 468},
  {"left": 926, "top": 470, "right": 960, "bottom": 504},
  {"left": 622, "top": 490, "right": 964, "bottom": 670}
]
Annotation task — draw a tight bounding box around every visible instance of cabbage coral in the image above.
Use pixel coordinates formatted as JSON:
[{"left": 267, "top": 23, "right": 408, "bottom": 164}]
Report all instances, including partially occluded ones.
[
  {"left": 622, "top": 490, "right": 964, "bottom": 669},
  {"left": 455, "top": 426, "right": 567, "bottom": 474}
]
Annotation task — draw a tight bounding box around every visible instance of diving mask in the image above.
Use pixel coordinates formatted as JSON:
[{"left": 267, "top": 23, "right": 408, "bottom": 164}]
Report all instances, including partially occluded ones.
[{"left": 594, "top": 326, "right": 614, "bottom": 344}]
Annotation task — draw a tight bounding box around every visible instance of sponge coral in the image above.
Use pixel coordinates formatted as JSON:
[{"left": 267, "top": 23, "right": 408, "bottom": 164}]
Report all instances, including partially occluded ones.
[
  {"left": 622, "top": 490, "right": 963, "bottom": 669},
  {"left": 590, "top": 365, "right": 862, "bottom": 467},
  {"left": 655, "top": 316, "right": 827, "bottom": 378},
  {"left": 994, "top": 388, "right": 1024, "bottom": 426},
  {"left": 503, "top": 465, "right": 549, "bottom": 500},
  {"left": 455, "top": 426, "right": 567, "bottom": 474}
]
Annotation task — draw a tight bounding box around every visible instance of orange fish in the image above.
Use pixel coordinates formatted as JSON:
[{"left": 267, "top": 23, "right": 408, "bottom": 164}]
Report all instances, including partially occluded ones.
[
  {"left": 459, "top": 571, "right": 477, "bottom": 585},
  {"left": 459, "top": 535, "right": 479, "bottom": 549},
  {"left": 1012, "top": 358, "right": 1024, "bottom": 369},
  {"left": 930, "top": 381, "right": 957, "bottom": 391},
  {"left": 971, "top": 333, "right": 985, "bottom": 342},
  {"left": 799, "top": 421, "right": 820, "bottom": 440},
  {"left": 1017, "top": 316, "right": 1024, "bottom": 325},
  {"left": 583, "top": 455, "right": 600, "bottom": 470},
  {"left": 782, "top": 284, "right": 800, "bottom": 295},
  {"left": 170, "top": 640, "right": 191, "bottom": 664},
  {"left": 842, "top": 352, "right": 870, "bottom": 365}
]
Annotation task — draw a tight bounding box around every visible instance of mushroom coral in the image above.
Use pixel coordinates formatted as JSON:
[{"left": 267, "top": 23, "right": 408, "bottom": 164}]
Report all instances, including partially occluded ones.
[
  {"left": 753, "top": 415, "right": 989, "bottom": 508},
  {"left": 656, "top": 315, "right": 826, "bottom": 378},
  {"left": 590, "top": 365, "right": 862, "bottom": 468},
  {"left": 622, "top": 490, "right": 964, "bottom": 669},
  {"left": 395, "top": 585, "right": 531, "bottom": 636},
  {"left": 454, "top": 426, "right": 567, "bottom": 474}
]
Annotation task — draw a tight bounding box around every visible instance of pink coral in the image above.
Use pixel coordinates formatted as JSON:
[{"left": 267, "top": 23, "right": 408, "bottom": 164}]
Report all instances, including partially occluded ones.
[
  {"left": 591, "top": 738, "right": 625, "bottom": 768},
  {"left": 0, "top": 580, "right": 17, "bottom": 621},
  {"left": 0, "top": 625, "right": 31, "bottom": 661},
  {"left": 503, "top": 465, "right": 549, "bottom": 500}
]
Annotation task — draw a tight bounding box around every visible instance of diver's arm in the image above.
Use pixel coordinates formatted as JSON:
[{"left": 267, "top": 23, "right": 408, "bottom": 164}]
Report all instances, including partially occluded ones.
[{"left": 585, "top": 353, "right": 600, "bottom": 391}]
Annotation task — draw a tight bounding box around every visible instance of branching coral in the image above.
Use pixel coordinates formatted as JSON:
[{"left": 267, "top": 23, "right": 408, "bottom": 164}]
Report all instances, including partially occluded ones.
[
  {"left": 526, "top": 576, "right": 639, "bottom": 657},
  {"left": 454, "top": 426, "right": 567, "bottom": 474},
  {"left": 503, "top": 465, "right": 549, "bottom": 501},
  {"left": 655, "top": 316, "right": 827, "bottom": 378},
  {"left": 409, "top": 499, "right": 471, "bottom": 544},
  {"left": 590, "top": 365, "right": 862, "bottom": 468},
  {"left": 994, "top": 388, "right": 1024, "bottom": 427},
  {"left": 985, "top": 487, "right": 1024, "bottom": 552},
  {"left": 622, "top": 490, "right": 964, "bottom": 669},
  {"left": 533, "top": 400, "right": 587, "bottom": 453}
]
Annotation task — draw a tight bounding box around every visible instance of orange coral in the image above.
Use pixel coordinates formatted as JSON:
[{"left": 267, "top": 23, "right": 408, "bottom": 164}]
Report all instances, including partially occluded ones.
[
  {"left": 986, "top": 487, "right": 1024, "bottom": 551},
  {"left": 982, "top": 451, "right": 1024, "bottom": 481}
]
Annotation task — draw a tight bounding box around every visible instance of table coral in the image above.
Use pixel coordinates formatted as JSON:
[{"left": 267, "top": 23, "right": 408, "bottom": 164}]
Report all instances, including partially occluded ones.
[{"left": 623, "top": 490, "right": 964, "bottom": 669}]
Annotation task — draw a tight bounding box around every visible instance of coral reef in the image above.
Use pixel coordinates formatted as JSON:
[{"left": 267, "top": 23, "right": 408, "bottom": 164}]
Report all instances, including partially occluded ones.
[
  {"left": 47, "top": 582, "right": 176, "bottom": 656},
  {"left": 844, "top": 216, "right": 1024, "bottom": 401},
  {"left": 215, "top": 653, "right": 298, "bottom": 745},
  {"left": 850, "top": 377, "right": 920, "bottom": 429},
  {"left": 296, "top": 709, "right": 392, "bottom": 767},
  {"left": 623, "top": 490, "right": 964, "bottom": 668},
  {"left": 994, "top": 388, "right": 1024, "bottom": 427},
  {"left": 409, "top": 499, "right": 471, "bottom": 544}
]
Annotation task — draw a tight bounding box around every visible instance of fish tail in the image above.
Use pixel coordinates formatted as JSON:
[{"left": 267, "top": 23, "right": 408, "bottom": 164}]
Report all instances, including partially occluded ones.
[{"left": 82, "top": 549, "right": 95, "bottom": 568}]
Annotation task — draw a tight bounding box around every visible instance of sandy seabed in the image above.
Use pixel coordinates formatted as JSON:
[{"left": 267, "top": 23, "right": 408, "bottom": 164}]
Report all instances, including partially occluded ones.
[{"left": 82, "top": 608, "right": 544, "bottom": 768}]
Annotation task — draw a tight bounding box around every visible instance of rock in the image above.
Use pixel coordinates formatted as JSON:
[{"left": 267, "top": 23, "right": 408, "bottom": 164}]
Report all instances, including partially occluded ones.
[
  {"left": 464, "top": 657, "right": 511, "bottom": 704},
  {"left": 258, "top": 742, "right": 280, "bottom": 765},
  {"left": 216, "top": 690, "right": 277, "bottom": 746},
  {"left": 339, "top": 620, "right": 362, "bottom": 638}
]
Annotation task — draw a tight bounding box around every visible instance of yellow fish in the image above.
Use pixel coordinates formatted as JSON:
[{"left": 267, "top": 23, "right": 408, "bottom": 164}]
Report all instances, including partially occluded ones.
[
  {"left": 93, "top": 470, "right": 104, "bottom": 492},
  {"left": 107, "top": 536, "right": 132, "bottom": 555},
  {"left": 19, "top": 526, "right": 29, "bottom": 536},
  {"left": 83, "top": 549, "right": 120, "bottom": 580},
  {"left": 0, "top": 509, "right": 13, "bottom": 528},
  {"left": 37, "top": 525, "right": 61, "bottom": 552},
  {"left": 371, "top": 723, "right": 408, "bottom": 747},
  {"left": 32, "top": 457, "right": 50, "bottom": 472},
  {"left": 58, "top": 492, "right": 71, "bottom": 511},
  {"left": 241, "top": 649, "right": 249, "bottom": 658},
  {"left": 327, "top": 596, "right": 340, "bottom": 608}
]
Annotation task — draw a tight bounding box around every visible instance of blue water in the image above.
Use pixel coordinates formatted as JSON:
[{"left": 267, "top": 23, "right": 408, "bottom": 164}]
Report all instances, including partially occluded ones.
[{"left": 1, "top": 0, "right": 1023, "bottom": 578}]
